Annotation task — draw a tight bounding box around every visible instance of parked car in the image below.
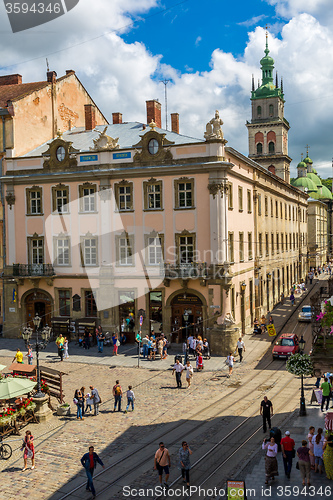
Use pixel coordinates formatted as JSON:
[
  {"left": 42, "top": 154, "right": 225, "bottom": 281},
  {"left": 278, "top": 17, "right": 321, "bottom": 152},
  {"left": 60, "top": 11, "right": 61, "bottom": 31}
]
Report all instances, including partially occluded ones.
[
  {"left": 298, "top": 305, "right": 312, "bottom": 322},
  {"left": 272, "top": 333, "right": 299, "bottom": 359}
]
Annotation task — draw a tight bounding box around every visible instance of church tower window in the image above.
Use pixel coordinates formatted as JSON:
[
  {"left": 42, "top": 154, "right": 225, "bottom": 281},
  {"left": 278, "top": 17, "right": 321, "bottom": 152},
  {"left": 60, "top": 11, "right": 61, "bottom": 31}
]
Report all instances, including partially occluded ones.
[
  {"left": 269, "top": 104, "right": 274, "bottom": 116},
  {"left": 268, "top": 142, "right": 275, "bottom": 153},
  {"left": 257, "top": 143, "right": 263, "bottom": 154},
  {"left": 257, "top": 106, "right": 261, "bottom": 117}
]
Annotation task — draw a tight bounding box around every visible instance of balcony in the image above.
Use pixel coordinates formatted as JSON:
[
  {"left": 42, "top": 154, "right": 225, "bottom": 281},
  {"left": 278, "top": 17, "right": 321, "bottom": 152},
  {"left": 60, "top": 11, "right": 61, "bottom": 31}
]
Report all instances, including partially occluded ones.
[{"left": 12, "top": 264, "right": 55, "bottom": 277}]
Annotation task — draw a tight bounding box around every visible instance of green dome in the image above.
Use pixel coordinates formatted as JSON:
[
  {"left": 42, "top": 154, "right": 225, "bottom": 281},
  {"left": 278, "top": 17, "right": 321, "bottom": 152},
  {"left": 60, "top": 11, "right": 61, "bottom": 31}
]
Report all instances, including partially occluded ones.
[
  {"left": 260, "top": 54, "right": 274, "bottom": 66},
  {"left": 307, "top": 172, "right": 322, "bottom": 187},
  {"left": 297, "top": 161, "right": 307, "bottom": 169},
  {"left": 304, "top": 155, "right": 313, "bottom": 164},
  {"left": 291, "top": 177, "right": 317, "bottom": 192},
  {"left": 309, "top": 190, "right": 323, "bottom": 200},
  {"left": 312, "top": 167, "right": 317, "bottom": 174},
  {"left": 321, "top": 185, "right": 333, "bottom": 200}
]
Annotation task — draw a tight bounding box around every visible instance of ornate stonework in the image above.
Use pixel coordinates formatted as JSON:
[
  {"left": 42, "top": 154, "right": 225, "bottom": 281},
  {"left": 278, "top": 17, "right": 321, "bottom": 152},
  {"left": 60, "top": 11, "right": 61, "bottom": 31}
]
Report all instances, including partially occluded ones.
[
  {"left": 58, "top": 103, "right": 79, "bottom": 128},
  {"left": 5, "top": 191, "right": 15, "bottom": 209},
  {"left": 90, "top": 126, "right": 119, "bottom": 151},
  {"left": 204, "top": 110, "right": 227, "bottom": 142},
  {"left": 133, "top": 128, "right": 174, "bottom": 165},
  {"left": 208, "top": 181, "right": 228, "bottom": 198},
  {"left": 43, "top": 137, "right": 79, "bottom": 170}
]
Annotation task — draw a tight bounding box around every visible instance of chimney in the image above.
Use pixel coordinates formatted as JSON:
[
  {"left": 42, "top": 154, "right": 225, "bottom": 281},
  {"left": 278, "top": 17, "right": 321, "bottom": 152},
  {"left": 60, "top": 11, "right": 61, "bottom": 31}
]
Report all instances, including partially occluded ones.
[
  {"left": 268, "top": 165, "right": 276, "bottom": 175},
  {"left": 47, "top": 71, "right": 57, "bottom": 83},
  {"left": 0, "top": 74, "right": 22, "bottom": 86},
  {"left": 171, "top": 113, "right": 179, "bottom": 134},
  {"left": 85, "top": 104, "right": 96, "bottom": 131},
  {"left": 112, "top": 112, "right": 122, "bottom": 124},
  {"left": 146, "top": 100, "right": 161, "bottom": 128},
  {"left": 66, "top": 70, "right": 75, "bottom": 75}
]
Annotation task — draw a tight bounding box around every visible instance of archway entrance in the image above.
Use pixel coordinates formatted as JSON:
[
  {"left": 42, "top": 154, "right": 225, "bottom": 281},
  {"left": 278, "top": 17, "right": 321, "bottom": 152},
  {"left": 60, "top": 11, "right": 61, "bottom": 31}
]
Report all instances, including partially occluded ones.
[
  {"left": 25, "top": 291, "right": 52, "bottom": 328},
  {"left": 171, "top": 293, "right": 203, "bottom": 343}
]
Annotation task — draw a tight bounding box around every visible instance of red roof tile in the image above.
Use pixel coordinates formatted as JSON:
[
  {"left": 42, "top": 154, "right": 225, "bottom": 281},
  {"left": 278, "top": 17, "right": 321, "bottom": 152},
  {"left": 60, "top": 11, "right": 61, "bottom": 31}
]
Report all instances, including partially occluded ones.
[{"left": 0, "top": 81, "right": 49, "bottom": 108}]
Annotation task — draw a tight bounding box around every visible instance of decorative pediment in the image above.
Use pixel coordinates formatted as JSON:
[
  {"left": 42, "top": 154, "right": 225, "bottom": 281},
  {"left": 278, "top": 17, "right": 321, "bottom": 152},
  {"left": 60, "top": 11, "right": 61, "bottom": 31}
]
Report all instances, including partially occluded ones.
[
  {"left": 90, "top": 126, "right": 119, "bottom": 151},
  {"left": 43, "top": 135, "right": 79, "bottom": 170},
  {"left": 133, "top": 125, "right": 174, "bottom": 165}
]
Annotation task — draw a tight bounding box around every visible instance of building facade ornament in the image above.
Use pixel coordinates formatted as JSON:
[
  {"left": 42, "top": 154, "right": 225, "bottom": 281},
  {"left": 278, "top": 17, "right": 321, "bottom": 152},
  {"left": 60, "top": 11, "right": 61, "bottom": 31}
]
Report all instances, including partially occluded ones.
[
  {"left": 204, "top": 110, "right": 226, "bottom": 141},
  {"left": 5, "top": 191, "right": 15, "bottom": 209},
  {"left": 91, "top": 126, "right": 119, "bottom": 151}
]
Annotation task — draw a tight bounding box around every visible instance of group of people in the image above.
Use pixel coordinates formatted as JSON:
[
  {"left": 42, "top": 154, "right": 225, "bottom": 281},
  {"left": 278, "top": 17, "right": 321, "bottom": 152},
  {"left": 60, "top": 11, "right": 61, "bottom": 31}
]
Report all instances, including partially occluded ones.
[
  {"left": 140, "top": 332, "right": 168, "bottom": 360},
  {"left": 253, "top": 315, "right": 274, "bottom": 335},
  {"left": 172, "top": 359, "right": 195, "bottom": 388},
  {"left": 111, "top": 380, "right": 135, "bottom": 413},
  {"left": 263, "top": 427, "right": 333, "bottom": 486},
  {"left": 73, "top": 385, "right": 101, "bottom": 420},
  {"left": 154, "top": 441, "right": 193, "bottom": 488}
]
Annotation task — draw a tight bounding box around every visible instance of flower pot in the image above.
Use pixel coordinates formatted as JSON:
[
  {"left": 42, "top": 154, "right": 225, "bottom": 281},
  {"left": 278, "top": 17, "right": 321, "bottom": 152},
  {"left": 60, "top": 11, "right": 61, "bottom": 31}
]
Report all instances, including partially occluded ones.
[{"left": 56, "top": 405, "right": 71, "bottom": 416}]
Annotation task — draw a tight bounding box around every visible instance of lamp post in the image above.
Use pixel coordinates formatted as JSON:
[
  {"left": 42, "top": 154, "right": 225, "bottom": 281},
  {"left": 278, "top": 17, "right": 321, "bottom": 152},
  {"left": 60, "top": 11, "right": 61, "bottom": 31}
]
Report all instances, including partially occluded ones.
[
  {"left": 240, "top": 282, "right": 247, "bottom": 336},
  {"left": 183, "top": 310, "right": 189, "bottom": 363},
  {"left": 298, "top": 336, "right": 306, "bottom": 416}
]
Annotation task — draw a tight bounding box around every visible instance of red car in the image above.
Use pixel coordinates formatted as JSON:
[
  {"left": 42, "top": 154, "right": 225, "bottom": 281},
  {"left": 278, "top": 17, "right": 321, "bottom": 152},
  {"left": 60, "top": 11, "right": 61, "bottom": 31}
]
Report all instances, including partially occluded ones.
[{"left": 272, "top": 333, "right": 299, "bottom": 359}]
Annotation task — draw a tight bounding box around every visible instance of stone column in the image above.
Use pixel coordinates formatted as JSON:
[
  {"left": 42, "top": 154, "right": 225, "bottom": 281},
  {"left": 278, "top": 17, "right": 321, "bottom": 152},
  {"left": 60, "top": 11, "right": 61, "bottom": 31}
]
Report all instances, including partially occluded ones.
[{"left": 32, "top": 395, "right": 53, "bottom": 422}]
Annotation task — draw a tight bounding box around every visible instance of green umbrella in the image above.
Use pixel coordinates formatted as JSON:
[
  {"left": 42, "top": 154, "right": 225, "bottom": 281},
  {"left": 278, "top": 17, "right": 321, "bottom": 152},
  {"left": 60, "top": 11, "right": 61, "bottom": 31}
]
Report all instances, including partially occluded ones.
[
  {"left": 0, "top": 365, "right": 6, "bottom": 372},
  {"left": 0, "top": 377, "right": 36, "bottom": 400}
]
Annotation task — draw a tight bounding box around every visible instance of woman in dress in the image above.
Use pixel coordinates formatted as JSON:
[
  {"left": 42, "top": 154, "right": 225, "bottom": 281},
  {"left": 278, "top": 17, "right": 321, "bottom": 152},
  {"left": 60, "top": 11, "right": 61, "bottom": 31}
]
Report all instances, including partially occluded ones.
[
  {"left": 196, "top": 352, "right": 203, "bottom": 371},
  {"left": 63, "top": 337, "right": 69, "bottom": 359},
  {"left": 112, "top": 333, "right": 119, "bottom": 356},
  {"left": 227, "top": 352, "right": 234, "bottom": 378},
  {"left": 307, "top": 426, "right": 315, "bottom": 469},
  {"left": 185, "top": 360, "right": 193, "bottom": 387},
  {"left": 313, "top": 428, "right": 325, "bottom": 474},
  {"left": 262, "top": 436, "right": 278, "bottom": 484},
  {"left": 297, "top": 439, "right": 311, "bottom": 486},
  {"left": 179, "top": 441, "right": 192, "bottom": 487},
  {"left": 323, "top": 435, "right": 333, "bottom": 480},
  {"left": 22, "top": 430, "right": 35, "bottom": 471}
]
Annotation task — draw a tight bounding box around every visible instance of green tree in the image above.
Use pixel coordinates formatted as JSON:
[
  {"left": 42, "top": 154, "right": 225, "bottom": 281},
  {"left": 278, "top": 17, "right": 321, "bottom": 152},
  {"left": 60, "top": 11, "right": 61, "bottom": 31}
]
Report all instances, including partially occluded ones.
[
  {"left": 286, "top": 353, "right": 313, "bottom": 376},
  {"left": 322, "top": 178, "right": 332, "bottom": 191}
]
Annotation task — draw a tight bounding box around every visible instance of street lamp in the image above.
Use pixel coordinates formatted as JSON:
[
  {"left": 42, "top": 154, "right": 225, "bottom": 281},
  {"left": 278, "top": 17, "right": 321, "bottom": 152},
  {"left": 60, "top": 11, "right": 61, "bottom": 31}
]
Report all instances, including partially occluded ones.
[
  {"left": 183, "top": 311, "right": 189, "bottom": 363},
  {"left": 299, "top": 336, "right": 306, "bottom": 416},
  {"left": 299, "top": 336, "right": 306, "bottom": 354}
]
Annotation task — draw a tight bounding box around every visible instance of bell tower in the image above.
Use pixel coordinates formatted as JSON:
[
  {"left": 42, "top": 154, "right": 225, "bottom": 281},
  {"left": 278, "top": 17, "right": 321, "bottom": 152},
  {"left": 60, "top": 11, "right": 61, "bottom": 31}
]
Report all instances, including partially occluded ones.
[{"left": 246, "top": 31, "right": 291, "bottom": 182}]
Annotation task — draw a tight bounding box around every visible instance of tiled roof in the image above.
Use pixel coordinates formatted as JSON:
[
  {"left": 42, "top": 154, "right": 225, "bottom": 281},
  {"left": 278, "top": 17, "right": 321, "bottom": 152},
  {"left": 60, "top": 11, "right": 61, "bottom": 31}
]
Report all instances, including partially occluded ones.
[
  {"left": 24, "top": 123, "right": 204, "bottom": 157},
  {"left": 0, "top": 81, "right": 49, "bottom": 107}
]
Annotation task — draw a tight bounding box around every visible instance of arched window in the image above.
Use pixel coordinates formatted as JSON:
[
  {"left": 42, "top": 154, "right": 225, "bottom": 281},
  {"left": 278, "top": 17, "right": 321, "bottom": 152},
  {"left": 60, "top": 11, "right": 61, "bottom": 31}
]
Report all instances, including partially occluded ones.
[
  {"left": 269, "top": 141, "right": 275, "bottom": 153},
  {"left": 269, "top": 104, "right": 274, "bottom": 116},
  {"left": 257, "top": 143, "right": 263, "bottom": 154},
  {"left": 257, "top": 106, "right": 261, "bottom": 117}
]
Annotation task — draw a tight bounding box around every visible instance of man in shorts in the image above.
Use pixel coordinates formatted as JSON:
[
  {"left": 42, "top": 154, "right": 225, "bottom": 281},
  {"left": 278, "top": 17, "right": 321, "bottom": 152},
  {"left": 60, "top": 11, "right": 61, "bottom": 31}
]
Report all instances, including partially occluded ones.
[{"left": 154, "top": 442, "right": 171, "bottom": 488}]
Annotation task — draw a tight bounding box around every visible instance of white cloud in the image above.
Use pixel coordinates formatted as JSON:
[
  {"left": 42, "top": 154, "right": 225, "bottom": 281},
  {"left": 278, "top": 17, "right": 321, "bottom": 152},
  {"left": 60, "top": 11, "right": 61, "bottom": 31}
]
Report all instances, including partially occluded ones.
[
  {"left": 266, "top": 0, "right": 332, "bottom": 20},
  {"left": 237, "top": 14, "right": 266, "bottom": 27},
  {"left": 195, "top": 36, "right": 202, "bottom": 46}
]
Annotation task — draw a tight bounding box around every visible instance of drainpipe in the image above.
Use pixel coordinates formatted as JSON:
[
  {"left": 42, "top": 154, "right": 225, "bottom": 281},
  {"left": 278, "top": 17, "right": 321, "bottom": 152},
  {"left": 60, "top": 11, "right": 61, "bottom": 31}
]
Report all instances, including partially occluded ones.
[{"left": 0, "top": 110, "right": 8, "bottom": 335}]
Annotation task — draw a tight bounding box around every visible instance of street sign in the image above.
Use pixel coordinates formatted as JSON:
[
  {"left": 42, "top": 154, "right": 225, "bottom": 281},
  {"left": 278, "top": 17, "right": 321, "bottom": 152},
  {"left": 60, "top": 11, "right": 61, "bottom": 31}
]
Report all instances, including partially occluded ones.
[{"left": 267, "top": 324, "right": 276, "bottom": 336}]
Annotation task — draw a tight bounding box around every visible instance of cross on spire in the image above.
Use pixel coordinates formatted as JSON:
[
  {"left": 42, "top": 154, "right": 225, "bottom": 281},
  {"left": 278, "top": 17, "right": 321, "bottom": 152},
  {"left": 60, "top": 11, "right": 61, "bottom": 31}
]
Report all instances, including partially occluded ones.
[{"left": 305, "top": 144, "right": 310, "bottom": 156}]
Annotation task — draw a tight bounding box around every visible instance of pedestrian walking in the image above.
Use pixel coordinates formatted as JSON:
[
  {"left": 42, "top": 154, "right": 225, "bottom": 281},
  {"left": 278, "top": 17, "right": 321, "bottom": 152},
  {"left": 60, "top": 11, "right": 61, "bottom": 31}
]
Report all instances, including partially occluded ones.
[
  {"left": 63, "top": 337, "right": 69, "bottom": 359},
  {"left": 124, "top": 385, "right": 135, "bottom": 413},
  {"left": 22, "top": 430, "right": 35, "bottom": 471},
  {"left": 157, "top": 337, "right": 164, "bottom": 359},
  {"left": 81, "top": 386, "right": 86, "bottom": 416},
  {"left": 236, "top": 337, "right": 245, "bottom": 362},
  {"left": 96, "top": 327, "right": 104, "bottom": 353},
  {"left": 290, "top": 293, "right": 295, "bottom": 306},
  {"left": 13, "top": 348, "right": 24, "bottom": 364},
  {"left": 196, "top": 352, "right": 203, "bottom": 371},
  {"left": 74, "top": 389, "right": 85, "bottom": 420},
  {"left": 142, "top": 335, "right": 149, "bottom": 358},
  {"left": 85, "top": 392, "right": 94, "bottom": 413},
  {"left": 280, "top": 292, "right": 285, "bottom": 304},
  {"left": 262, "top": 436, "right": 278, "bottom": 484},
  {"left": 281, "top": 430, "right": 295, "bottom": 478},
  {"left": 260, "top": 396, "right": 273, "bottom": 433},
  {"left": 226, "top": 352, "right": 234, "bottom": 378},
  {"left": 185, "top": 360, "right": 193, "bottom": 387},
  {"left": 112, "top": 333, "right": 120, "bottom": 356},
  {"left": 90, "top": 385, "right": 101, "bottom": 416},
  {"left": 84, "top": 328, "right": 91, "bottom": 349},
  {"left": 179, "top": 441, "right": 192, "bottom": 487},
  {"left": 26, "top": 344, "right": 33, "bottom": 365},
  {"left": 320, "top": 377, "right": 331, "bottom": 412},
  {"left": 81, "top": 446, "right": 105, "bottom": 499},
  {"left": 313, "top": 428, "right": 325, "bottom": 474},
  {"left": 113, "top": 380, "right": 122, "bottom": 412},
  {"left": 297, "top": 439, "right": 311, "bottom": 486},
  {"left": 154, "top": 442, "right": 171, "bottom": 487},
  {"left": 172, "top": 359, "right": 184, "bottom": 388},
  {"left": 323, "top": 435, "right": 333, "bottom": 479},
  {"left": 308, "top": 426, "right": 315, "bottom": 469},
  {"left": 162, "top": 335, "right": 168, "bottom": 359}
]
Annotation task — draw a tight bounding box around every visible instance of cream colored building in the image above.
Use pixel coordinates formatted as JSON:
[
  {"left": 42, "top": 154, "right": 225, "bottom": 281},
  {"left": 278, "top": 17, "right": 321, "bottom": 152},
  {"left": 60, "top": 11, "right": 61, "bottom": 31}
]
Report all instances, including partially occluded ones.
[{"left": 307, "top": 199, "right": 328, "bottom": 269}]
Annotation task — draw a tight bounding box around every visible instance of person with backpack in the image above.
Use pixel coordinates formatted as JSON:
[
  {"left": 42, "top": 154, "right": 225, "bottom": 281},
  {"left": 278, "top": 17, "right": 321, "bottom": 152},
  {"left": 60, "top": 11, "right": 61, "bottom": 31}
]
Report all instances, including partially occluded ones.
[
  {"left": 154, "top": 442, "right": 171, "bottom": 488},
  {"left": 113, "top": 380, "right": 123, "bottom": 412}
]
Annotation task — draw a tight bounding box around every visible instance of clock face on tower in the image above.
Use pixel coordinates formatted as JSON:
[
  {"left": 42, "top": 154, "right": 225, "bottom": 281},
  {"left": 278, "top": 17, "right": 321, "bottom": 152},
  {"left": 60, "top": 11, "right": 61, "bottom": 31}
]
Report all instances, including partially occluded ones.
[{"left": 56, "top": 146, "right": 66, "bottom": 162}]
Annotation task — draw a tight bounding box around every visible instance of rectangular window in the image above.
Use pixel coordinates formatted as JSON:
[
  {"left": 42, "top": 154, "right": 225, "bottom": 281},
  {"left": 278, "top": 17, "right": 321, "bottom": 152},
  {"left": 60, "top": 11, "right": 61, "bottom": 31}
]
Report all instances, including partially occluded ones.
[
  {"left": 228, "top": 183, "right": 233, "bottom": 209},
  {"left": 247, "top": 190, "right": 252, "bottom": 213},
  {"left": 290, "top": 233, "right": 292, "bottom": 250},
  {"left": 265, "top": 233, "right": 269, "bottom": 256},
  {"left": 238, "top": 187, "right": 243, "bottom": 211},
  {"left": 231, "top": 288, "right": 235, "bottom": 320},
  {"left": 259, "top": 233, "right": 263, "bottom": 257},
  {"left": 79, "top": 185, "right": 96, "bottom": 212},
  {"left": 85, "top": 290, "right": 97, "bottom": 317},
  {"left": 228, "top": 232, "right": 234, "bottom": 263},
  {"left": 145, "top": 182, "right": 162, "bottom": 210},
  {"left": 179, "top": 235, "right": 194, "bottom": 264},
  {"left": 52, "top": 186, "right": 69, "bottom": 214},
  {"left": 119, "top": 236, "right": 133, "bottom": 265},
  {"left": 27, "top": 189, "right": 42, "bottom": 215},
  {"left": 265, "top": 197, "right": 268, "bottom": 216},
  {"left": 276, "top": 233, "right": 279, "bottom": 253},
  {"left": 56, "top": 238, "right": 70, "bottom": 265},
  {"left": 148, "top": 236, "right": 163, "bottom": 265},
  {"left": 289, "top": 205, "right": 291, "bottom": 220},
  {"left": 285, "top": 203, "right": 287, "bottom": 219},
  {"left": 239, "top": 232, "right": 244, "bottom": 262},
  {"left": 280, "top": 202, "right": 283, "bottom": 219},
  {"left": 31, "top": 238, "right": 44, "bottom": 264},
  {"left": 81, "top": 238, "right": 97, "bottom": 266},
  {"left": 248, "top": 232, "right": 253, "bottom": 260},
  {"left": 281, "top": 232, "right": 284, "bottom": 252},
  {"left": 176, "top": 180, "right": 193, "bottom": 208},
  {"left": 271, "top": 199, "right": 273, "bottom": 217},
  {"left": 271, "top": 233, "right": 274, "bottom": 255},
  {"left": 119, "top": 185, "right": 132, "bottom": 211},
  {"left": 59, "top": 290, "right": 70, "bottom": 316},
  {"left": 258, "top": 194, "right": 262, "bottom": 216},
  {"left": 275, "top": 201, "right": 278, "bottom": 218}
]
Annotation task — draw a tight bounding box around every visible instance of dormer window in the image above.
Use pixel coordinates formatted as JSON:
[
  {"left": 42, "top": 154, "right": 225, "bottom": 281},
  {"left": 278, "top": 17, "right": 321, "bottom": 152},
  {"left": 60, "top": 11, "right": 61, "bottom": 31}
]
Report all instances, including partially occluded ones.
[{"left": 148, "top": 139, "right": 159, "bottom": 155}]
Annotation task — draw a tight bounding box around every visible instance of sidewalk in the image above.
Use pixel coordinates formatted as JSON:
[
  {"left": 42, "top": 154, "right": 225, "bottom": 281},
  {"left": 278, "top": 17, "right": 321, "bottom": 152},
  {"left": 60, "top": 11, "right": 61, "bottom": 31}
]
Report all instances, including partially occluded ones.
[{"left": 239, "top": 405, "right": 332, "bottom": 499}]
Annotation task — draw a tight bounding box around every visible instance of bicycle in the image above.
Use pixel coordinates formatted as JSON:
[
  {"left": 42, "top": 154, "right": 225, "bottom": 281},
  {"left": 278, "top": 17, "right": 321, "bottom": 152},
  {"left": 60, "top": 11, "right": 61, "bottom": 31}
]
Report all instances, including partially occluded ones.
[{"left": 0, "top": 437, "right": 13, "bottom": 460}]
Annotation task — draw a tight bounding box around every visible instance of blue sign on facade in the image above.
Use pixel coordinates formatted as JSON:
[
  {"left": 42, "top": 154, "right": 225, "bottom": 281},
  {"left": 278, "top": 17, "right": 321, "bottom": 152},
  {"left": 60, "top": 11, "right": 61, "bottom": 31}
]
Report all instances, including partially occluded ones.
[
  {"left": 113, "top": 152, "right": 131, "bottom": 160},
  {"left": 79, "top": 154, "right": 98, "bottom": 162}
]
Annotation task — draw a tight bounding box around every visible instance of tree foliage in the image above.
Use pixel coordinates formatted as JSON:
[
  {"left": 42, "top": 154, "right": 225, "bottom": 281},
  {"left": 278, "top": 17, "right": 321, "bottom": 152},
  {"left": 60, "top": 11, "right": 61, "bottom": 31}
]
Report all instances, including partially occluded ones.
[{"left": 286, "top": 353, "right": 313, "bottom": 376}]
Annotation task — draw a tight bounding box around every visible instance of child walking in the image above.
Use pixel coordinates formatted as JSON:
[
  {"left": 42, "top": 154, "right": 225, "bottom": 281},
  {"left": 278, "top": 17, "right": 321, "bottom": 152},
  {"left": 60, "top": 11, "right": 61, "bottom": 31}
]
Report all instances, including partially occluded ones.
[{"left": 124, "top": 385, "right": 135, "bottom": 413}]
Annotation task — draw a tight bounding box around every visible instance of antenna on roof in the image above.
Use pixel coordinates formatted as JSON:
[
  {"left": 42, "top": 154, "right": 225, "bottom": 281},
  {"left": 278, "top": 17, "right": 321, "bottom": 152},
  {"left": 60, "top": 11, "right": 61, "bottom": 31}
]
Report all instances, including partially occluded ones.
[
  {"left": 46, "top": 58, "right": 49, "bottom": 72},
  {"left": 160, "top": 79, "right": 170, "bottom": 131}
]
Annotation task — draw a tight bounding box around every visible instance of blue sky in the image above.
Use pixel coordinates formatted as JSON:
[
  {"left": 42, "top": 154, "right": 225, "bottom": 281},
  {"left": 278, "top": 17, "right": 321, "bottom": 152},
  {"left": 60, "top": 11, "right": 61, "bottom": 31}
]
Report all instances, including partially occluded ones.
[{"left": 1, "top": 0, "right": 333, "bottom": 177}]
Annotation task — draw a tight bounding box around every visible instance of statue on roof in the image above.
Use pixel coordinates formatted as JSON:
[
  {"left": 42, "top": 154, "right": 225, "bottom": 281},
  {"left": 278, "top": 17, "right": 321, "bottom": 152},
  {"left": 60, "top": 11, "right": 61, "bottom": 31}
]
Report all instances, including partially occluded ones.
[
  {"left": 91, "top": 126, "right": 119, "bottom": 151},
  {"left": 204, "top": 110, "right": 224, "bottom": 141}
]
